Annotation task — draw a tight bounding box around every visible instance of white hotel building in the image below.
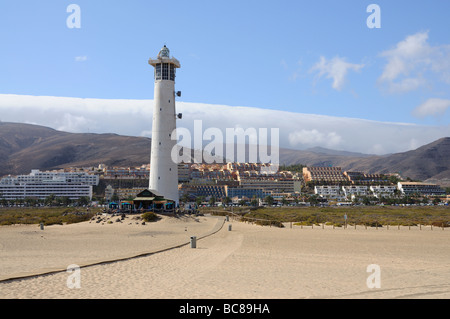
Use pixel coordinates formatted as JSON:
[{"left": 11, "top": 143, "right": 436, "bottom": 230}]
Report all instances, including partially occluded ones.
[
  {"left": 0, "top": 170, "right": 98, "bottom": 201},
  {"left": 314, "top": 185, "right": 343, "bottom": 200},
  {"left": 342, "top": 185, "right": 368, "bottom": 200},
  {"left": 316, "top": 185, "right": 399, "bottom": 201},
  {"left": 370, "top": 185, "right": 397, "bottom": 198}
]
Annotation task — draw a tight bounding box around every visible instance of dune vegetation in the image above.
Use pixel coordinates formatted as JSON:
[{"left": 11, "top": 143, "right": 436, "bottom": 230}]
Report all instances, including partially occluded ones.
[
  {"left": 205, "top": 205, "right": 450, "bottom": 228},
  {"left": 0, "top": 206, "right": 103, "bottom": 226}
]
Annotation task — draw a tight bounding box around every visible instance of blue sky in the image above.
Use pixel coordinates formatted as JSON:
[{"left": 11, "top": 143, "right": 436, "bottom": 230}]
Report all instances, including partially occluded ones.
[{"left": 1, "top": 1, "right": 450, "bottom": 154}]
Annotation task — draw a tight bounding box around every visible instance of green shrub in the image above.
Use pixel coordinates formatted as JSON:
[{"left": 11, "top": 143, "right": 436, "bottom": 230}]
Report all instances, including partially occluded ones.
[
  {"left": 254, "top": 219, "right": 284, "bottom": 228},
  {"left": 142, "top": 212, "right": 158, "bottom": 222}
]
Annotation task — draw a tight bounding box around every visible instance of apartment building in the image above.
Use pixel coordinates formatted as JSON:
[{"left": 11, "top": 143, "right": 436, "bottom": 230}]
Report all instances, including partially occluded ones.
[
  {"left": 314, "top": 185, "right": 342, "bottom": 199},
  {"left": 178, "top": 182, "right": 228, "bottom": 200},
  {"left": 397, "top": 182, "right": 445, "bottom": 196},
  {"left": 343, "top": 171, "right": 388, "bottom": 185},
  {"left": 0, "top": 182, "right": 92, "bottom": 200},
  {"left": 303, "top": 166, "right": 347, "bottom": 183},
  {"left": 239, "top": 178, "right": 301, "bottom": 194},
  {"left": 342, "top": 185, "right": 368, "bottom": 199},
  {"left": 114, "top": 187, "right": 147, "bottom": 200},
  {"left": 103, "top": 166, "right": 149, "bottom": 179},
  {"left": 6, "top": 169, "right": 99, "bottom": 186},
  {"left": 178, "top": 163, "right": 190, "bottom": 182},
  {"left": 227, "top": 187, "right": 270, "bottom": 200},
  {"left": 0, "top": 169, "right": 97, "bottom": 200},
  {"left": 370, "top": 185, "right": 397, "bottom": 198}
]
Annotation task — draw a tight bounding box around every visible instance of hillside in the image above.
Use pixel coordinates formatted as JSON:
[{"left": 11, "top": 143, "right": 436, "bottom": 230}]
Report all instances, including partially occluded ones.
[
  {"left": 0, "top": 122, "right": 151, "bottom": 176},
  {"left": 0, "top": 122, "right": 218, "bottom": 176},
  {"left": 339, "top": 137, "right": 450, "bottom": 182},
  {"left": 0, "top": 122, "right": 449, "bottom": 184},
  {"left": 280, "top": 138, "right": 450, "bottom": 183}
]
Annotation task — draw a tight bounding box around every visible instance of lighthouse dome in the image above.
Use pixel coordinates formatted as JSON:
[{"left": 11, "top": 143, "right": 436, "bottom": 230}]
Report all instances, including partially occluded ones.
[{"left": 158, "top": 45, "right": 170, "bottom": 58}]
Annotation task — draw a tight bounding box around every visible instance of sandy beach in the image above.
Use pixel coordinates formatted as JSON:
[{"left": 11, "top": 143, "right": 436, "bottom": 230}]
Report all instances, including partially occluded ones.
[{"left": 0, "top": 214, "right": 449, "bottom": 299}]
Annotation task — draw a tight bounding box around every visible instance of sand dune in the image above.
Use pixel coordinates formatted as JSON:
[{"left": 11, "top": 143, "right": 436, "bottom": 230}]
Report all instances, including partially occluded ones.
[{"left": 0, "top": 215, "right": 449, "bottom": 299}]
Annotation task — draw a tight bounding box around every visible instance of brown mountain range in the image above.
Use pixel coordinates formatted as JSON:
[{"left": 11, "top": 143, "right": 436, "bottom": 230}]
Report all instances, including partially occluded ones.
[
  {"left": 0, "top": 122, "right": 449, "bottom": 184},
  {"left": 0, "top": 122, "right": 151, "bottom": 176}
]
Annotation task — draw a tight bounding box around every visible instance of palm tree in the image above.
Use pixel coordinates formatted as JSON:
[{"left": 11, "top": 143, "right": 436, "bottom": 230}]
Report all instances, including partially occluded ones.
[
  {"left": 195, "top": 196, "right": 205, "bottom": 206},
  {"left": 238, "top": 199, "right": 247, "bottom": 206},
  {"left": 265, "top": 195, "right": 274, "bottom": 206},
  {"left": 312, "top": 194, "right": 321, "bottom": 206},
  {"left": 78, "top": 196, "right": 90, "bottom": 206},
  {"left": 45, "top": 194, "right": 55, "bottom": 206},
  {"left": 24, "top": 197, "right": 36, "bottom": 207},
  {"left": 62, "top": 196, "right": 72, "bottom": 206},
  {"left": 223, "top": 196, "right": 231, "bottom": 206},
  {"left": 180, "top": 194, "right": 190, "bottom": 203}
]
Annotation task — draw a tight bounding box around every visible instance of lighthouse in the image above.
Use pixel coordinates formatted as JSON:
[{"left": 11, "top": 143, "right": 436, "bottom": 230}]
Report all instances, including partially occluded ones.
[{"left": 148, "top": 45, "right": 181, "bottom": 205}]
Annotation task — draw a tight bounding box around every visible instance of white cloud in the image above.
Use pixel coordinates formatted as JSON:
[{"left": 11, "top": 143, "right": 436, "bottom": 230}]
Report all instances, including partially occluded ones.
[
  {"left": 288, "top": 129, "right": 342, "bottom": 148},
  {"left": 379, "top": 32, "right": 431, "bottom": 82},
  {"left": 368, "top": 144, "right": 386, "bottom": 155},
  {"left": 412, "top": 98, "right": 450, "bottom": 118},
  {"left": 379, "top": 31, "right": 450, "bottom": 93},
  {"left": 310, "top": 56, "right": 364, "bottom": 91},
  {"left": 75, "top": 56, "right": 88, "bottom": 62},
  {"left": 57, "top": 113, "right": 95, "bottom": 132},
  {"left": 139, "top": 130, "right": 152, "bottom": 137},
  {"left": 0, "top": 94, "right": 449, "bottom": 155},
  {"left": 385, "top": 77, "right": 426, "bottom": 94}
]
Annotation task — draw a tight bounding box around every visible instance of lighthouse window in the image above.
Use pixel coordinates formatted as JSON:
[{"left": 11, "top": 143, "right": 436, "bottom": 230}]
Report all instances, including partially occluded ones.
[
  {"left": 155, "top": 64, "right": 162, "bottom": 80},
  {"left": 170, "top": 64, "right": 175, "bottom": 81},
  {"left": 162, "top": 63, "right": 169, "bottom": 80}
]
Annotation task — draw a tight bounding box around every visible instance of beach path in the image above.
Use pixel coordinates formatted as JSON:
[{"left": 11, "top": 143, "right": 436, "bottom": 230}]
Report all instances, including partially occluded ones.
[{"left": 1, "top": 216, "right": 449, "bottom": 298}]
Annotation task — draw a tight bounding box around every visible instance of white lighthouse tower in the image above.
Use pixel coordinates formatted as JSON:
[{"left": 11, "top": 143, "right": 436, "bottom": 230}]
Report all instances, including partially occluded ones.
[{"left": 148, "top": 45, "right": 181, "bottom": 205}]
